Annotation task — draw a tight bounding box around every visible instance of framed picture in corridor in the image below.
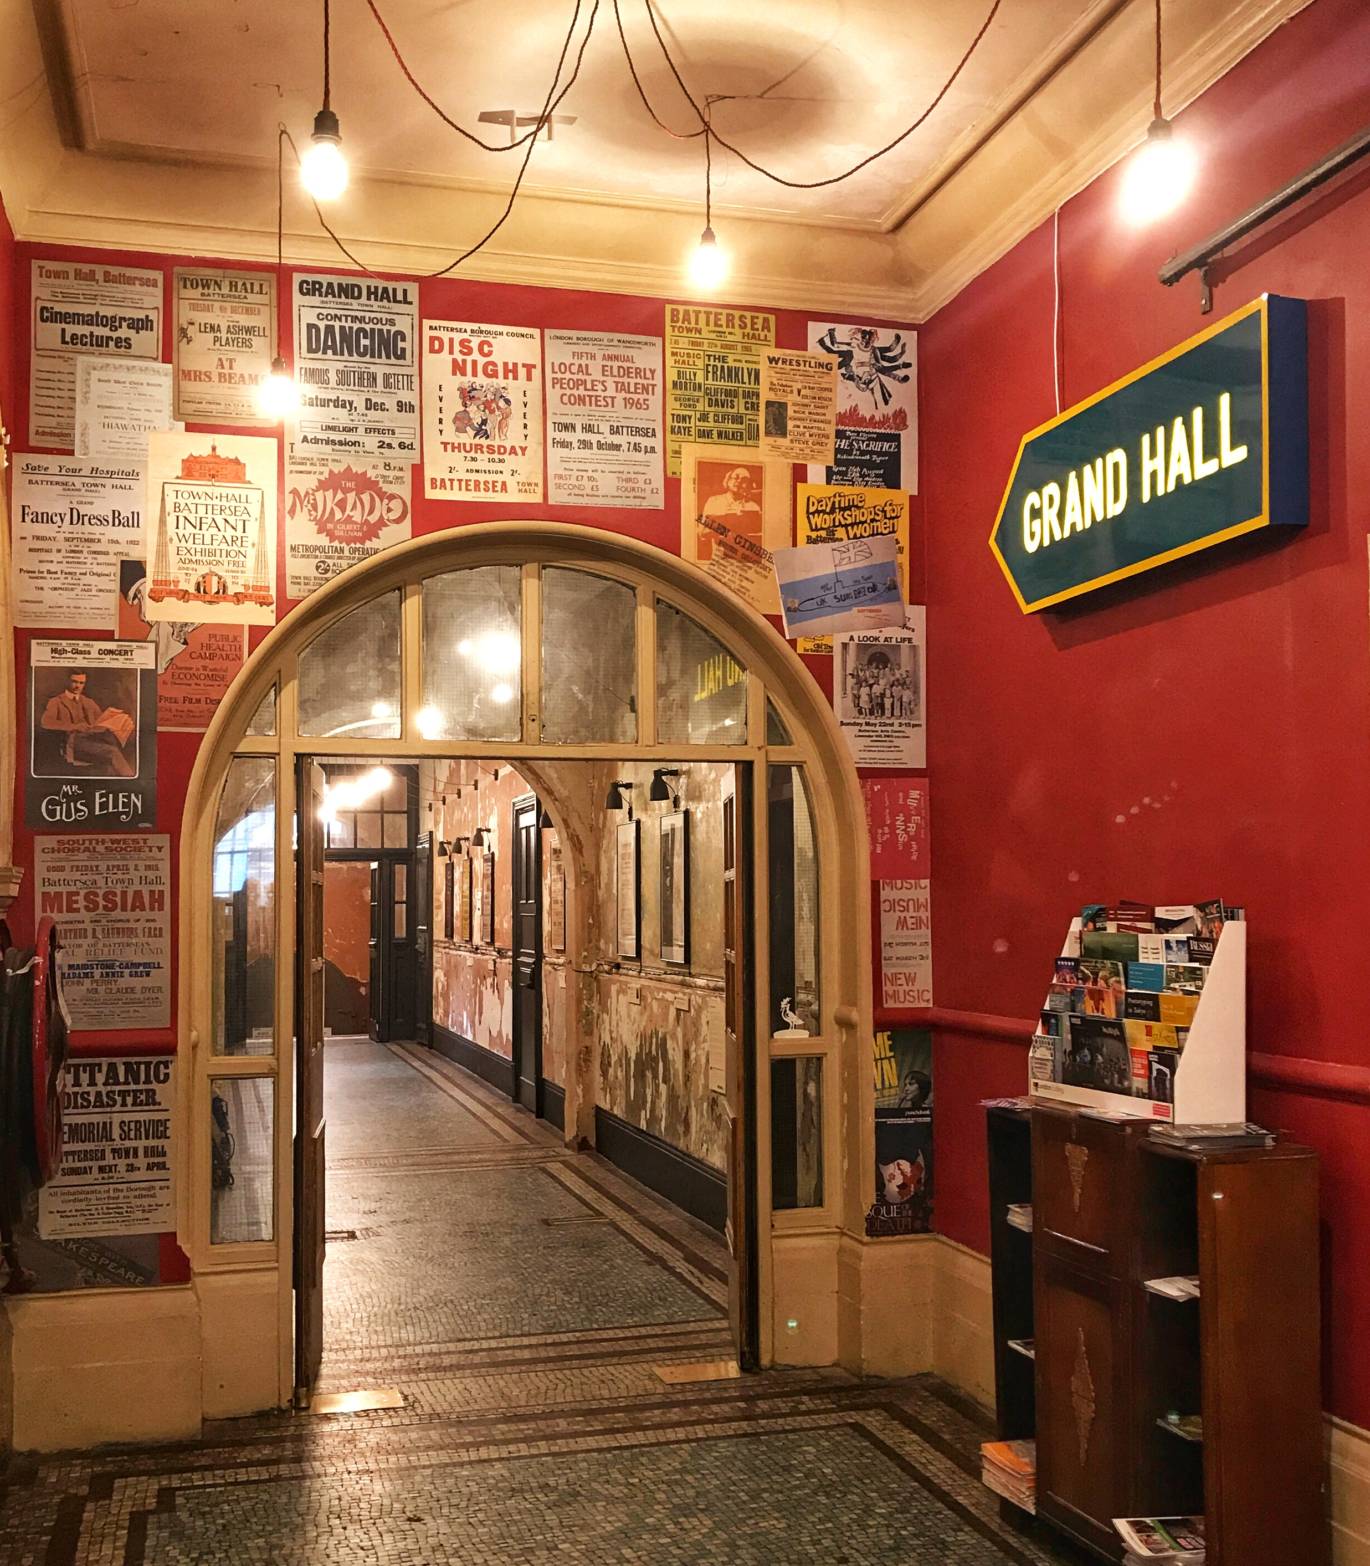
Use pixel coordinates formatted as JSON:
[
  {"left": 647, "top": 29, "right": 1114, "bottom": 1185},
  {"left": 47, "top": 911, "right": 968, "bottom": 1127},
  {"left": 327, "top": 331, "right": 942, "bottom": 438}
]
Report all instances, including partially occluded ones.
[
  {"left": 616, "top": 820, "right": 640, "bottom": 960},
  {"left": 443, "top": 856, "right": 455, "bottom": 941},
  {"left": 481, "top": 853, "right": 496, "bottom": 945},
  {"left": 660, "top": 810, "right": 690, "bottom": 965}
]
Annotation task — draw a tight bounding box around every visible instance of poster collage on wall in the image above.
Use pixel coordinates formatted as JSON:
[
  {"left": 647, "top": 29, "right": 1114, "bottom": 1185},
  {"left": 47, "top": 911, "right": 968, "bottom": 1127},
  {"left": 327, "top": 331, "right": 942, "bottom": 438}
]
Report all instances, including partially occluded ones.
[{"left": 12, "top": 256, "right": 929, "bottom": 1263}]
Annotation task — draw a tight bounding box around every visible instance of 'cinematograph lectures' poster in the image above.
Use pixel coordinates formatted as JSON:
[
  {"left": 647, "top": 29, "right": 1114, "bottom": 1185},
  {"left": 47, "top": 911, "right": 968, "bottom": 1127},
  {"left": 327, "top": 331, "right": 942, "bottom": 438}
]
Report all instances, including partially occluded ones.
[
  {"left": 34, "top": 835, "right": 171, "bottom": 1030},
  {"left": 423, "top": 321, "right": 544, "bottom": 502}
]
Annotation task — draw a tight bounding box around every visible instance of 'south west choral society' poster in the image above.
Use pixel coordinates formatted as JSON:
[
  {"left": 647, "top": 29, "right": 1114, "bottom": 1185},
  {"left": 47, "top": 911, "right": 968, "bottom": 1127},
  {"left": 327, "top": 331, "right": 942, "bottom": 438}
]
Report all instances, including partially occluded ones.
[
  {"left": 545, "top": 330, "right": 663, "bottom": 508},
  {"left": 423, "top": 321, "right": 544, "bottom": 502}
]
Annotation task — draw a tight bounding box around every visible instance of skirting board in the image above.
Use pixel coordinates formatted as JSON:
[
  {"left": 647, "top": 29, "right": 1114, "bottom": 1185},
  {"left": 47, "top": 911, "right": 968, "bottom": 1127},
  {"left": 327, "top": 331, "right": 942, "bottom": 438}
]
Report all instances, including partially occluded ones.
[
  {"left": 432, "top": 1025, "right": 515, "bottom": 1100},
  {"left": 541, "top": 1080, "right": 565, "bottom": 1132},
  {"left": 931, "top": 1237, "right": 1370, "bottom": 1566},
  {"left": 593, "top": 1108, "right": 726, "bottom": 1233}
]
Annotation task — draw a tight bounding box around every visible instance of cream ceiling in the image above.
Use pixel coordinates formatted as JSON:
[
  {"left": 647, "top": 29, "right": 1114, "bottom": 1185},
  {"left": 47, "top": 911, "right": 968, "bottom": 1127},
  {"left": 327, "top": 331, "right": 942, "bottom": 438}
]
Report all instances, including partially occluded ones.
[{"left": 2, "top": 0, "right": 1315, "bottom": 317}]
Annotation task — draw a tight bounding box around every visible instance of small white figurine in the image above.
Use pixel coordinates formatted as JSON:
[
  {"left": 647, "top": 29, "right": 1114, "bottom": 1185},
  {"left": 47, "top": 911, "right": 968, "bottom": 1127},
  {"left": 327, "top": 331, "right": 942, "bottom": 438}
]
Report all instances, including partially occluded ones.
[{"left": 775, "top": 997, "right": 810, "bottom": 1038}]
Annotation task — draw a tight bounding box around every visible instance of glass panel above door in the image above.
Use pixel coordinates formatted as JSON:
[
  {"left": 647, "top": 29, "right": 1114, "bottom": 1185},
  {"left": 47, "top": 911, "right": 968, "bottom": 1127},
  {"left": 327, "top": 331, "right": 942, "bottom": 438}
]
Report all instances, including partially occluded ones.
[
  {"left": 656, "top": 600, "right": 746, "bottom": 745},
  {"left": 540, "top": 568, "right": 636, "bottom": 744},
  {"left": 298, "top": 593, "right": 402, "bottom": 739},
  {"left": 420, "top": 566, "right": 522, "bottom": 742}
]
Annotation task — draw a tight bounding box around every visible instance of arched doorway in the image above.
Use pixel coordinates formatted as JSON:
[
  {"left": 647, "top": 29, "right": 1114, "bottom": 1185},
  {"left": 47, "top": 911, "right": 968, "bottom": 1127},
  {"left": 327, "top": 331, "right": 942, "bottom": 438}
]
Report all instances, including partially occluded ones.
[{"left": 180, "top": 521, "right": 875, "bottom": 1419}]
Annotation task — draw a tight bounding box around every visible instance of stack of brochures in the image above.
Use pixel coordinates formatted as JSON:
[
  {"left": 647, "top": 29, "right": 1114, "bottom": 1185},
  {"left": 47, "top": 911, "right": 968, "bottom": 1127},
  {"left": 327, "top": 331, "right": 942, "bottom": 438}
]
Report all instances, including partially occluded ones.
[
  {"left": 980, "top": 1439, "right": 1036, "bottom": 1513},
  {"left": 1145, "top": 1275, "right": 1201, "bottom": 1301},
  {"left": 1113, "top": 1515, "right": 1205, "bottom": 1561},
  {"left": 1149, "top": 1122, "right": 1274, "bottom": 1151},
  {"left": 1029, "top": 900, "right": 1243, "bottom": 1106}
]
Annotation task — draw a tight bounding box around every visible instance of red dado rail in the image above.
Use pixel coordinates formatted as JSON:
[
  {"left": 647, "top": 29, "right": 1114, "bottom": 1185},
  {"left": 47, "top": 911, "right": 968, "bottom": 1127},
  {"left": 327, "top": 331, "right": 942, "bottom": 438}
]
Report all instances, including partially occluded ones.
[{"left": 923, "top": 1007, "right": 1370, "bottom": 1107}]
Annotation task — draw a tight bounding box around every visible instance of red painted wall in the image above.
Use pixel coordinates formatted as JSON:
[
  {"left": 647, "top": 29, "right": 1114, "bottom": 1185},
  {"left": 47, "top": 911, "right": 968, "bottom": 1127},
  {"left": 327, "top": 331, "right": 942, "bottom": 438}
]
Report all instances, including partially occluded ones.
[
  {"left": 0, "top": 192, "right": 15, "bottom": 431},
  {"left": 923, "top": 0, "right": 1370, "bottom": 1423}
]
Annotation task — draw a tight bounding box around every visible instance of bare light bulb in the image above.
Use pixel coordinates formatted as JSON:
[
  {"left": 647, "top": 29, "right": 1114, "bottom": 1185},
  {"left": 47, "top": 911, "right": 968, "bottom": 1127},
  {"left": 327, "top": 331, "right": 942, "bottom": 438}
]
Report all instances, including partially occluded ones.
[
  {"left": 301, "top": 109, "right": 349, "bottom": 201},
  {"left": 688, "top": 226, "right": 729, "bottom": 292},
  {"left": 415, "top": 704, "right": 444, "bottom": 740},
  {"left": 1120, "top": 118, "right": 1196, "bottom": 225},
  {"left": 257, "top": 356, "right": 299, "bottom": 420}
]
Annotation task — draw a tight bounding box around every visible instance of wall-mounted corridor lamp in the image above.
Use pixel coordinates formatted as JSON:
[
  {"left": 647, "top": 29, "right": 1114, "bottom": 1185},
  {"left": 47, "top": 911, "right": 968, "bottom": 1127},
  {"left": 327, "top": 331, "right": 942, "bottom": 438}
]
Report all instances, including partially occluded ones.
[
  {"left": 471, "top": 825, "right": 489, "bottom": 849},
  {"left": 649, "top": 768, "right": 682, "bottom": 807},
  {"left": 604, "top": 781, "right": 634, "bottom": 816},
  {"left": 451, "top": 836, "right": 470, "bottom": 855},
  {"left": 436, "top": 839, "right": 451, "bottom": 858}
]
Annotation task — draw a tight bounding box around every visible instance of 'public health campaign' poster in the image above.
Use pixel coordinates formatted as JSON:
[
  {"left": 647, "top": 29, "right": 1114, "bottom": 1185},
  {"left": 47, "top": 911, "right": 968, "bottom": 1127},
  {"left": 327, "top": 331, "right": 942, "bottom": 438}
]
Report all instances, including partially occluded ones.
[
  {"left": 423, "top": 321, "right": 544, "bottom": 502},
  {"left": 26, "top": 640, "right": 157, "bottom": 831}
]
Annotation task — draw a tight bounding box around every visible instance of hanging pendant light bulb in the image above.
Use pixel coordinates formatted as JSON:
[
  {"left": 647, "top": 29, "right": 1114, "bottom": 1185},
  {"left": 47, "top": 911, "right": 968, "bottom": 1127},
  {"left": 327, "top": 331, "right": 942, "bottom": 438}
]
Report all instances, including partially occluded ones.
[
  {"left": 258, "top": 355, "right": 300, "bottom": 419},
  {"left": 301, "top": 0, "right": 349, "bottom": 202},
  {"left": 1120, "top": 0, "right": 1196, "bottom": 225},
  {"left": 685, "top": 120, "right": 728, "bottom": 293}
]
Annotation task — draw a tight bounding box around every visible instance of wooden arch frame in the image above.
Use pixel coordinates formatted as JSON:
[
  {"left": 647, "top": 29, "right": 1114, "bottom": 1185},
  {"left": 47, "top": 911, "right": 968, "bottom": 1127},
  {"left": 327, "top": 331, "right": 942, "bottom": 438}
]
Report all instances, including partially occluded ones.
[{"left": 178, "top": 520, "right": 874, "bottom": 1409}]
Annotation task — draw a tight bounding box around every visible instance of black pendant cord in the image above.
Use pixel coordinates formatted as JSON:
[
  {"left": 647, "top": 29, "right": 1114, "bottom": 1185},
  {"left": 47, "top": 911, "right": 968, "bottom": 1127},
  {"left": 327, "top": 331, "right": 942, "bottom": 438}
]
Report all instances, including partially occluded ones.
[
  {"left": 1154, "top": 0, "right": 1164, "bottom": 121},
  {"left": 322, "top": 0, "right": 332, "bottom": 115}
]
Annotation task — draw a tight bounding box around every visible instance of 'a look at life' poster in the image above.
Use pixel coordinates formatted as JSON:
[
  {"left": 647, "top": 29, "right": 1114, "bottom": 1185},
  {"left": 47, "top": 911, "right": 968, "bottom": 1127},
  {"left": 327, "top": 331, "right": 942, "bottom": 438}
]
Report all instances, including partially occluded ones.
[
  {"left": 34, "top": 835, "right": 171, "bottom": 1030},
  {"left": 806, "top": 320, "right": 917, "bottom": 493},
  {"left": 423, "top": 321, "right": 544, "bottom": 502},
  {"left": 291, "top": 274, "right": 420, "bottom": 463},
  {"left": 834, "top": 612, "right": 926, "bottom": 768},
  {"left": 545, "top": 330, "right": 664, "bottom": 508}
]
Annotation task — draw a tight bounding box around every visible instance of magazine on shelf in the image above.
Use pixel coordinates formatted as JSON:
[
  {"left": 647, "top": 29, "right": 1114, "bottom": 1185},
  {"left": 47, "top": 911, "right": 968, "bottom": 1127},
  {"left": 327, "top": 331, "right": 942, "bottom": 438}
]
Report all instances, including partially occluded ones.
[
  {"left": 1145, "top": 1275, "right": 1201, "bottom": 1300},
  {"left": 1113, "top": 1515, "right": 1205, "bottom": 1559}
]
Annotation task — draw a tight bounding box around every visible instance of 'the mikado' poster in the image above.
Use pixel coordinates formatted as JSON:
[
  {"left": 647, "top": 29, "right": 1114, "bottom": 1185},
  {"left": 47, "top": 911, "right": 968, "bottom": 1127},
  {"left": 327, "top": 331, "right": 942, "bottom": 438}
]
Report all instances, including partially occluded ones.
[
  {"left": 423, "top": 321, "right": 544, "bottom": 502},
  {"left": 759, "top": 348, "right": 837, "bottom": 465},
  {"left": 173, "top": 268, "right": 277, "bottom": 424},
  {"left": 545, "top": 330, "right": 663, "bottom": 507},
  {"left": 806, "top": 321, "right": 917, "bottom": 493},
  {"left": 30, "top": 259, "right": 163, "bottom": 448},
  {"left": 142, "top": 432, "right": 278, "bottom": 625},
  {"left": 284, "top": 452, "right": 412, "bottom": 599},
  {"left": 27, "top": 640, "right": 157, "bottom": 831},
  {"left": 680, "top": 444, "right": 790, "bottom": 615},
  {"left": 34, "top": 835, "right": 171, "bottom": 1030},
  {"left": 116, "top": 561, "right": 246, "bottom": 732},
  {"left": 795, "top": 483, "right": 911, "bottom": 653},
  {"left": 665, "top": 305, "right": 774, "bottom": 476},
  {"left": 292, "top": 274, "right": 420, "bottom": 462},
  {"left": 834, "top": 612, "right": 926, "bottom": 768},
  {"left": 11, "top": 456, "right": 145, "bottom": 630}
]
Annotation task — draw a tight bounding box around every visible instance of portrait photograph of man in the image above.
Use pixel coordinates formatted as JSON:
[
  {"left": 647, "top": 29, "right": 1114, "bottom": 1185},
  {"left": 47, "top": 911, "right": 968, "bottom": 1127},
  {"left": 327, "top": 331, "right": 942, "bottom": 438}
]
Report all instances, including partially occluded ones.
[{"left": 33, "top": 665, "right": 139, "bottom": 779}]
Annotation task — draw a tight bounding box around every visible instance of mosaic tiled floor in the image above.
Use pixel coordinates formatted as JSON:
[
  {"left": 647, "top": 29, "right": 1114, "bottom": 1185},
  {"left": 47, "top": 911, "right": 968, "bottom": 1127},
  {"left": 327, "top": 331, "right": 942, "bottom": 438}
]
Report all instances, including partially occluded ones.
[{"left": 1, "top": 1040, "right": 1081, "bottom": 1565}]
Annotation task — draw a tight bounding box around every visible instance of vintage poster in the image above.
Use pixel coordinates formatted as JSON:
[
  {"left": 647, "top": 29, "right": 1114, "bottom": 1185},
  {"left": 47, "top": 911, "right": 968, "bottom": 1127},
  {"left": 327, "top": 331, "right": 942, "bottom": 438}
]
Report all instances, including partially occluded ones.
[
  {"left": 807, "top": 321, "right": 917, "bottom": 493},
  {"left": 481, "top": 852, "right": 497, "bottom": 945},
  {"left": 34, "top": 835, "right": 171, "bottom": 1030},
  {"left": 27, "top": 640, "right": 157, "bottom": 831},
  {"left": 30, "top": 259, "right": 163, "bottom": 448},
  {"left": 868, "top": 1027, "right": 933, "bottom": 1236},
  {"left": 547, "top": 846, "right": 567, "bottom": 953},
  {"left": 880, "top": 880, "right": 933, "bottom": 1009},
  {"left": 680, "top": 443, "right": 789, "bottom": 615},
  {"left": 142, "top": 431, "right": 278, "bottom": 625},
  {"left": 616, "top": 820, "right": 640, "bottom": 960},
  {"left": 173, "top": 268, "right": 276, "bottom": 424},
  {"left": 794, "top": 484, "right": 911, "bottom": 652},
  {"left": 665, "top": 305, "right": 775, "bottom": 475},
  {"left": 284, "top": 450, "right": 412, "bottom": 599},
  {"left": 74, "top": 359, "right": 176, "bottom": 462},
  {"left": 545, "top": 329, "right": 664, "bottom": 507},
  {"left": 773, "top": 533, "right": 905, "bottom": 641},
  {"left": 835, "top": 613, "right": 926, "bottom": 768},
  {"left": 37, "top": 1054, "right": 175, "bottom": 1239},
  {"left": 861, "top": 776, "right": 930, "bottom": 881},
  {"left": 292, "top": 273, "right": 419, "bottom": 462},
  {"left": 116, "top": 561, "right": 246, "bottom": 731},
  {"left": 423, "top": 320, "right": 543, "bottom": 502},
  {"left": 760, "top": 348, "right": 837, "bottom": 465},
  {"left": 11, "top": 455, "right": 145, "bottom": 630}
]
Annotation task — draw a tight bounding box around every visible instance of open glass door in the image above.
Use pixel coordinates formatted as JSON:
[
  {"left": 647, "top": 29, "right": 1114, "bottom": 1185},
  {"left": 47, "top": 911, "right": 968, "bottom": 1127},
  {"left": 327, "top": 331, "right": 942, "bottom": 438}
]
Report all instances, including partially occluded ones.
[
  {"left": 722, "top": 765, "right": 759, "bottom": 1369},
  {"left": 294, "top": 758, "right": 327, "bottom": 1404}
]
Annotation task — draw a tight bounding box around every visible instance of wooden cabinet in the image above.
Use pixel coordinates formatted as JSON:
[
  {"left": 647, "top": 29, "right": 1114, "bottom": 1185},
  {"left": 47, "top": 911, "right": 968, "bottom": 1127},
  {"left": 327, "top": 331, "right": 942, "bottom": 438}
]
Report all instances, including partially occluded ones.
[{"left": 987, "top": 1103, "right": 1325, "bottom": 1566}]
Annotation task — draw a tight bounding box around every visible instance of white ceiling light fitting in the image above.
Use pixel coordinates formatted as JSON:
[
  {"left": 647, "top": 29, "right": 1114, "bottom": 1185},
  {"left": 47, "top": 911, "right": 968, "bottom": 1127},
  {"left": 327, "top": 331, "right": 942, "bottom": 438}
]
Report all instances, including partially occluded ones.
[
  {"left": 1120, "top": 0, "right": 1196, "bottom": 225},
  {"left": 301, "top": 0, "right": 350, "bottom": 202},
  {"left": 477, "top": 109, "right": 579, "bottom": 145}
]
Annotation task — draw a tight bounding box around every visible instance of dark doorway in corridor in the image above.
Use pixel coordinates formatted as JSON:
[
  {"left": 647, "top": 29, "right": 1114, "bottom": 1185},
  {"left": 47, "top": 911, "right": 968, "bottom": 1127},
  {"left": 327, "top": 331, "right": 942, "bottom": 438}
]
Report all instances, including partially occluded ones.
[{"left": 511, "top": 791, "right": 543, "bottom": 1119}]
